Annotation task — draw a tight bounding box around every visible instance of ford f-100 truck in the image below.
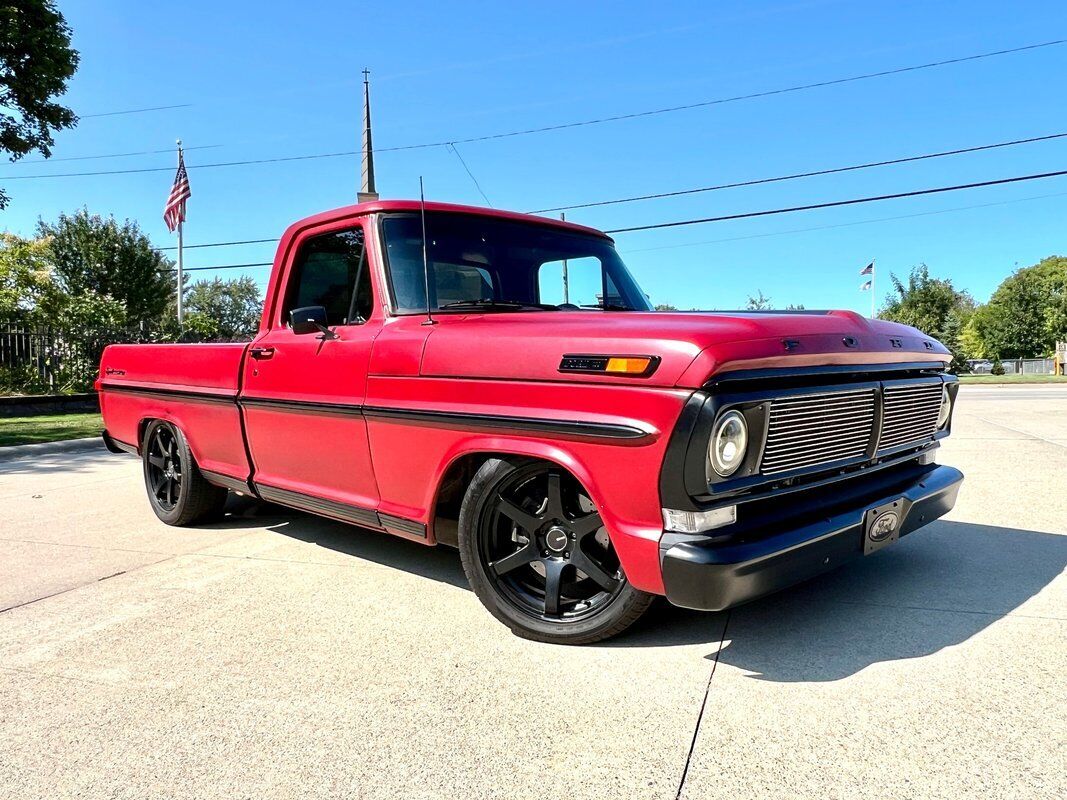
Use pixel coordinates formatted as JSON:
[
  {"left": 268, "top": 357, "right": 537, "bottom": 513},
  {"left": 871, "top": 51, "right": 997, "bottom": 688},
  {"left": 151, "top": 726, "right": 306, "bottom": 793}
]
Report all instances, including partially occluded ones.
[{"left": 98, "top": 200, "right": 963, "bottom": 644}]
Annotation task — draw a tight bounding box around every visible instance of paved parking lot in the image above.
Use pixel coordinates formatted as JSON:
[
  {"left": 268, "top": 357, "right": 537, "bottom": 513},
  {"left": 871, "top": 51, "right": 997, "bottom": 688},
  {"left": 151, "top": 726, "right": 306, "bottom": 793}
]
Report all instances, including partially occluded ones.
[{"left": 1, "top": 386, "right": 1064, "bottom": 799}]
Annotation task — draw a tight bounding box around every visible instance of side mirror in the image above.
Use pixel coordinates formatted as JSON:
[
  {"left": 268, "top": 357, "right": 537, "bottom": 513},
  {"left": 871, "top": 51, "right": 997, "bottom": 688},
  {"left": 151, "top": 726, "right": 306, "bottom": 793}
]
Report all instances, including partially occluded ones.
[{"left": 290, "top": 305, "right": 329, "bottom": 335}]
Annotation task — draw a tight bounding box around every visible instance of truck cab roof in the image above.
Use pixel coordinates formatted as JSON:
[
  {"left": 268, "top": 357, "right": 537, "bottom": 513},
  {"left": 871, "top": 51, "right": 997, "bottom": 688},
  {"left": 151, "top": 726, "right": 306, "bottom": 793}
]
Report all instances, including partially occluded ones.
[{"left": 284, "top": 199, "right": 612, "bottom": 242}]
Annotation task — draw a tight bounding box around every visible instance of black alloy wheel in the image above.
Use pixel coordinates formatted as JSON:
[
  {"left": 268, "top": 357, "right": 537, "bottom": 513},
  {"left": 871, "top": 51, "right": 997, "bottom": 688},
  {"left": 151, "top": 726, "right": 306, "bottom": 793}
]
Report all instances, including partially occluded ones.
[
  {"left": 458, "top": 458, "right": 653, "bottom": 644},
  {"left": 146, "top": 423, "right": 183, "bottom": 512},
  {"left": 141, "top": 420, "right": 228, "bottom": 526}
]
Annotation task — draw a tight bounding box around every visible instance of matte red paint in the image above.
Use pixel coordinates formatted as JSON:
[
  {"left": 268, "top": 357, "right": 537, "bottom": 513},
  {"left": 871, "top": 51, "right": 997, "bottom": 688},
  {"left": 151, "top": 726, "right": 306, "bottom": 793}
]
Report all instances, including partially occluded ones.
[{"left": 97, "top": 200, "right": 951, "bottom": 597}]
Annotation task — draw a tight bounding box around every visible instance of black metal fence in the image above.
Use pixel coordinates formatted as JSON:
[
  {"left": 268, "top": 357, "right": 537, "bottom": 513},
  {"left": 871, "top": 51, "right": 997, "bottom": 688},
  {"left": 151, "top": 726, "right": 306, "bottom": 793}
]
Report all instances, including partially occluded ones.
[
  {"left": 0, "top": 321, "right": 247, "bottom": 395},
  {"left": 0, "top": 322, "right": 121, "bottom": 394}
]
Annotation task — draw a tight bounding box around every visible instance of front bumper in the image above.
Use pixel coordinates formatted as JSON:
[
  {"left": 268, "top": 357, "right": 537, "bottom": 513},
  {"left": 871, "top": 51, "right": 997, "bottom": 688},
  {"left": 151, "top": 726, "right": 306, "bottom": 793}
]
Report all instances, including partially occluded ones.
[{"left": 661, "top": 464, "right": 963, "bottom": 611}]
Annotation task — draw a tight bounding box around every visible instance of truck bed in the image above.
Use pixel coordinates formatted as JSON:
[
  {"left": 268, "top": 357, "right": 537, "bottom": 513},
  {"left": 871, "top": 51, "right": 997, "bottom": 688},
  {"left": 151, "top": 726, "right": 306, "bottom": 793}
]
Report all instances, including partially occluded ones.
[{"left": 98, "top": 343, "right": 251, "bottom": 483}]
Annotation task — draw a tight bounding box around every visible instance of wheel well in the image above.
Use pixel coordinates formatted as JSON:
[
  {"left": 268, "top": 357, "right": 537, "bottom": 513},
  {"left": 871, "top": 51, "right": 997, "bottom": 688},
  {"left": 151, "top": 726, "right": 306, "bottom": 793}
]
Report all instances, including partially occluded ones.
[
  {"left": 136, "top": 417, "right": 159, "bottom": 450},
  {"left": 432, "top": 454, "right": 493, "bottom": 547},
  {"left": 433, "top": 452, "right": 574, "bottom": 547}
]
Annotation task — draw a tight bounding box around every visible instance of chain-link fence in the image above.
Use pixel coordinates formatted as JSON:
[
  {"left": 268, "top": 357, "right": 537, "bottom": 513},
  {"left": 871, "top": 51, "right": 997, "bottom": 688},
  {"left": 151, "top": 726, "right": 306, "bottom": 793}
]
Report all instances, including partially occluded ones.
[{"left": 967, "top": 357, "right": 1056, "bottom": 375}]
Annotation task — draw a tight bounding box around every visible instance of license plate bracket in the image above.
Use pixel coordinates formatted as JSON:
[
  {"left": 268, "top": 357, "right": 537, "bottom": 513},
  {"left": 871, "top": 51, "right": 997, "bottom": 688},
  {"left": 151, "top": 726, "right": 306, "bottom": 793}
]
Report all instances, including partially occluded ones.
[{"left": 863, "top": 498, "right": 904, "bottom": 555}]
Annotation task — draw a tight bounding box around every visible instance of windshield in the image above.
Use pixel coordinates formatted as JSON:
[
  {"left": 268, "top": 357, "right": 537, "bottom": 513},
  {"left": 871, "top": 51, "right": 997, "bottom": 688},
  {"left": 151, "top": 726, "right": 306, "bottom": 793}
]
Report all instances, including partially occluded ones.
[{"left": 380, "top": 212, "right": 652, "bottom": 313}]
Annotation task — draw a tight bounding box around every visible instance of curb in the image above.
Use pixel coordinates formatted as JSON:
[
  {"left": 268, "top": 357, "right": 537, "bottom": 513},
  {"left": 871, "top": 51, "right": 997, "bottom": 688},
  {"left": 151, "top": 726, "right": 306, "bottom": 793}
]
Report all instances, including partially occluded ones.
[{"left": 0, "top": 437, "right": 106, "bottom": 462}]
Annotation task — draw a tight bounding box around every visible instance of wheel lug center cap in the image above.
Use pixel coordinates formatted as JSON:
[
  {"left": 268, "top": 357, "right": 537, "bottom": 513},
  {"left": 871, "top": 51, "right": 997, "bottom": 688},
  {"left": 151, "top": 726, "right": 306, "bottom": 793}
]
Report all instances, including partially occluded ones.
[{"left": 544, "top": 525, "right": 569, "bottom": 553}]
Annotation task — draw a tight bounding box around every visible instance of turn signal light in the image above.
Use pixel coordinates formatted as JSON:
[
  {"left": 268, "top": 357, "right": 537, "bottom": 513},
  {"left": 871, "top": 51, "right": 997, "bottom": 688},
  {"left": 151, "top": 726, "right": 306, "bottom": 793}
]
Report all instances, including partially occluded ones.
[
  {"left": 605, "top": 357, "right": 653, "bottom": 374},
  {"left": 559, "top": 354, "right": 660, "bottom": 377}
]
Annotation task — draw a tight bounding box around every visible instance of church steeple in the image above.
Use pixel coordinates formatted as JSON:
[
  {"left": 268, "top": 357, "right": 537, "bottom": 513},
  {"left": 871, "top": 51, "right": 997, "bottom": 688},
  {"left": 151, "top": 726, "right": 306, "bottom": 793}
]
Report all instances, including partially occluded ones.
[{"left": 358, "top": 68, "right": 378, "bottom": 202}]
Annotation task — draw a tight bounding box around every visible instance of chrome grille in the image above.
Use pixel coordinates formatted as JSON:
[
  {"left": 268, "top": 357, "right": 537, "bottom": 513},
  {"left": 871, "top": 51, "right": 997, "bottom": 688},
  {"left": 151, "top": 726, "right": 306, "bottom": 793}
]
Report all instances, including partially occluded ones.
[
  {"left": 878, "top": 382, "right": 943, "bottom": 450},
  {"left": 760, "top": 389, "right": 876, "bottom": 475}
]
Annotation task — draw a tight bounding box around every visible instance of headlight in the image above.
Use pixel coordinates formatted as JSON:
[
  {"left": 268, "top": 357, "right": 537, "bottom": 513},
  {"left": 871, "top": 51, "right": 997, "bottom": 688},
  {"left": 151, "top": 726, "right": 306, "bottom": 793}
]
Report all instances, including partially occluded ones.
[
  {"left": 709, "top": 410, "right": 748, "bottom": 477},
  {"left": 937, "top": 384, "right": 952, "bottom": 428}
]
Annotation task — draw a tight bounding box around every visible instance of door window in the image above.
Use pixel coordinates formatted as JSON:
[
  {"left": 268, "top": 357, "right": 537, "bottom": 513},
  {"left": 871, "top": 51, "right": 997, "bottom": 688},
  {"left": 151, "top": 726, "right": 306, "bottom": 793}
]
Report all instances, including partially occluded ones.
[{"left": 284, "top": 228, "right": 370, "bottom": 326}]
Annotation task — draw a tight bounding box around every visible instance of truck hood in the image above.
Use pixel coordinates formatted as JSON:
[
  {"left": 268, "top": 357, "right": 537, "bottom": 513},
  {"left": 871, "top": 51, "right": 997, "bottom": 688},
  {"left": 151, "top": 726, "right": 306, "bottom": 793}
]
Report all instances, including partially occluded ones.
[{"left": 418, "top": 310, "right": 951, "bottom": 388}]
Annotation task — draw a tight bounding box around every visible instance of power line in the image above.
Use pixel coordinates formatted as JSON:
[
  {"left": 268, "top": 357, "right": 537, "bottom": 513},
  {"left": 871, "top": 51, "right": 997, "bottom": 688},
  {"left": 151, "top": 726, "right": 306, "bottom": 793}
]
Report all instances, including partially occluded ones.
[
  {"left": 156, "top": 169, "right": 1067, "bottom": 260},
  {"left": 14, "top": 144, "right": 223, "bottom": 165},
  {"left": 5, "top": 39, "right": 1064, "bottom": 182},
  {"left": 168, "top": 190, "right": 1067, "bottom": 274},
  {"left": 448, "top": 143, "right": 493, "bottom": 207},
  {"left": 162, "top": 261, "right": 273, "bottom": 273},
  {"left": 401, "top": 39, "right": 1067, "bottom": 151},
  {"left": 80, "top": 103, "right": 194, "bottom": 119},
  {"left": 0, "top": 149, "right": 362, "bottom": 180},
  {"left": 603, "top": 168, "right": 1067, "bottom": 234},
  {"left": 143, "top": 131, "right": 1067, "bottom": 252},
  {"left": 157, "top": 237, "right": 277, "bottom": 252},
  {"left": 529, "top": 131, "right": 1067, "bottom": 213},
  {"left": 619, "top": 191, "right": 1067, "bottom": 253}
]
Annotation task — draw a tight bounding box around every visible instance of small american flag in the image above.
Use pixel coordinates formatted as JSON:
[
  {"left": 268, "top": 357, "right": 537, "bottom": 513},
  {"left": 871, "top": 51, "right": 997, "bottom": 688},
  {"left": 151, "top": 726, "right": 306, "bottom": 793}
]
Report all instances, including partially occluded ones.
[
  {"left": 859, "top": 261, "right": 874, "bottom": 276},
  {"left": 163, "top": 150, "right": 191, "bottom": 232}
]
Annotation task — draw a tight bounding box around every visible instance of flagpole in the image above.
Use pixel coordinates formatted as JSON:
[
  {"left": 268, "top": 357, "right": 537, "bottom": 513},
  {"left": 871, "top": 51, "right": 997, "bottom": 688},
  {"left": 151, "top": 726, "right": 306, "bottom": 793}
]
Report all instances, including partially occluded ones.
[
  {"left": 871, "top": 258, "right": 876, "bottom": 319},
  {"left": 176, "top": 139, "right": 184, "bottom": 326}
]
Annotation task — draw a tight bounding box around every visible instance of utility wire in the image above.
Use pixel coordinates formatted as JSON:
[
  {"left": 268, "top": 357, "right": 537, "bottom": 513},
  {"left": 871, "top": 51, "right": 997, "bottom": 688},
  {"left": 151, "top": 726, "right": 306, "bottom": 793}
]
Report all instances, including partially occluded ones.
[
  {"left": 162, "top": 261, "right": 273, "bottom": 273},
  {"left": 448, "top": 143, "right": 493, "bottom": 207},
  {"left": 80, "top": 103, "right": 194, "bottom": 119},
  {"left": 156, "top": 169, "right": 1067, "bottom": 263},
  {"left": 166, "top": 190, "right": 1067, "bottom": 273},
  {"left": 144, "top": 132, "right": 1067, "bottom": 252},
  {"left": 619, "top": 191, "right": 1067, "bottom": 253},
  {"left": 5, "top": 39, "right": 1064, "bottom": 181},
  {"left": 0, "top": 149, "right": 362, "bottom": 180},
  {"left": 14, "top": 144, "right": 223, "bottom": 165},
  {"left": 392, "top": 39, "right": 1067, "bottom": 150},
  {"left": 603, "top": 168, "right": 1067, "bottom": 234},
  {"left": 529, "top": 131, "right": 1067, "bottom": 213},
  {"left": 157, "top": 237, "right": 278, "bottom": 252}
]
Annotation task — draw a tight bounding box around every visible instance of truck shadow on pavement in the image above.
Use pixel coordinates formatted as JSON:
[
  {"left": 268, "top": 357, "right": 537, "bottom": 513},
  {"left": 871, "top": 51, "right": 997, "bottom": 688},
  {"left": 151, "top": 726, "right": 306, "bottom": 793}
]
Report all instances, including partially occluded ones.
[
  {"left": 699, "top": 520, "right": 1066, "bottom": 682},
  {"left": 215, "top": 495, "right": 472, "bottom": 590},
  {"left": 217, "top": 498, "right": 1065, "bottom": 680}
]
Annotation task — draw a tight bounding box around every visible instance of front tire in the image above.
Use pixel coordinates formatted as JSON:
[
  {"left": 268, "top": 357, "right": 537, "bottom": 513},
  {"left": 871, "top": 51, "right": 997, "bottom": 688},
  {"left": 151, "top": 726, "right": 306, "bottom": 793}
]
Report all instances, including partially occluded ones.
[
  {"left": 142, "top": 420, "right": 227, "bottom": 526},
  {"left": 457, "top": 458, "right": 653, "bottom": 644}
]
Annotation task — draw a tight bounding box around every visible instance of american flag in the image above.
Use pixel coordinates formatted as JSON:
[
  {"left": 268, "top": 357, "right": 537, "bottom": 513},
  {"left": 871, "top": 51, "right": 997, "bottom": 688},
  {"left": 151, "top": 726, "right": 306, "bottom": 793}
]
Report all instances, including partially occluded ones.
[
  {"left": 859, "top": 261, "right": 874, "bottom": 276},
  {"left": 163, "top": 151, "right": 191, "bottom": 232}
]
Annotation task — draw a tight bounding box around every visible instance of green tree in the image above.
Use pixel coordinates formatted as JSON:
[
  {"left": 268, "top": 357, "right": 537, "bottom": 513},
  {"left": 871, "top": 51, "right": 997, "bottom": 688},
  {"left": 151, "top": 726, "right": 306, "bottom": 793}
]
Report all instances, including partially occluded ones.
[
  {"left": 654, "top": 303, "right": 678, "bottom": 312},
  {"left": 879, "top": 264, "right": 975, "bottom": 370},
  {"left": 184, "top": 277, "right": 262, "bottom": 339},
  {"left": 37, "top": 210, "right": 175, "bottom": 325},
  {"left": 0, "top": 233, "right": 56, "bottom": 318},
  {"left": 52, "top": 290, "right": 126, "bottom": 332},
  {"left": 0, "top": 1, "right": 79, "bottom": 209},
  {"left": 967, "top": 256, "right": 1067, "bottom": 358}
]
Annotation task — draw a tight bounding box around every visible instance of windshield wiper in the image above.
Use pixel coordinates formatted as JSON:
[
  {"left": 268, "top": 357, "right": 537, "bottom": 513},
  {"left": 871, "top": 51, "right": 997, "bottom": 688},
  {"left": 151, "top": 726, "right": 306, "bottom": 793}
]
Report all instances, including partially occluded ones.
[
  {"left": 580, "top": 303, "right": 634, "bottom": 311},
  {"left": 438, "top": 299, "right": 552, "bottom": 311}
]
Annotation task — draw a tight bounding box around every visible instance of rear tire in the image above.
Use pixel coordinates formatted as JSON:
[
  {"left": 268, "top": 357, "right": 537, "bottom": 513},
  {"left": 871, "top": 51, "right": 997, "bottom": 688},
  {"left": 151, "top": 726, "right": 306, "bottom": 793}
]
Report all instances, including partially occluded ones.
[
  {"left": 457, "top": 457, "right": 653, "bottom": 645},
  {"left": 142, "top": 420, "right": 228, "bottom": 526}
]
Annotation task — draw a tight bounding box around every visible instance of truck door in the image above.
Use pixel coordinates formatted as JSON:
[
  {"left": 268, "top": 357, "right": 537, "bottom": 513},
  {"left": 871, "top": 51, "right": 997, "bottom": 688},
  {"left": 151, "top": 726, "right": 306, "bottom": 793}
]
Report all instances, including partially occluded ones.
[{"left": 240, "top": 220, "right": 382, "bottom": 520}]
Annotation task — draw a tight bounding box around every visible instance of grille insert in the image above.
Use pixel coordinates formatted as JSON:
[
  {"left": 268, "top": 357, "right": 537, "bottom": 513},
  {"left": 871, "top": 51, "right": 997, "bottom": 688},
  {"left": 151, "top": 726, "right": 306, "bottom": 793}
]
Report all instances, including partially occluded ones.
[
  {"left": 878, "top": 382, "right": 943, "bottom": 450},
  {"left": 760, "top": 389, "right": 876, "bottom": 475}
]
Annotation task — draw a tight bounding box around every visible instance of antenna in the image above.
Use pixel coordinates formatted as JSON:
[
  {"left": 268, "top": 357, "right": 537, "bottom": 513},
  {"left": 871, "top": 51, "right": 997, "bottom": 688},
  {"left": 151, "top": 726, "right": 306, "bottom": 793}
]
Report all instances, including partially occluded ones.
[{"left": 419, "top": 177, "right": 436, "bottom": 326}]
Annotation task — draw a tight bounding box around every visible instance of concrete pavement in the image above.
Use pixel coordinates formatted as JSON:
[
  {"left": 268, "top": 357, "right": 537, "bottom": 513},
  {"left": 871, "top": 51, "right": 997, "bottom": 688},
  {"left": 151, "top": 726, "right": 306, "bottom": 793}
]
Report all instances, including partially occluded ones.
[{"left": 0, "top": 385, "right": 1064, "bottom": 799}]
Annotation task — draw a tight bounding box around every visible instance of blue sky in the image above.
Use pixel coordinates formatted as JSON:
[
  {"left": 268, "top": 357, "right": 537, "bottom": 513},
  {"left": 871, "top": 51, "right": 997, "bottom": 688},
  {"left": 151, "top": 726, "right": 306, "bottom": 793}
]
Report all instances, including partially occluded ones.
[{"left": 1, "top": 0, "right": 1065, "bottom": 312}]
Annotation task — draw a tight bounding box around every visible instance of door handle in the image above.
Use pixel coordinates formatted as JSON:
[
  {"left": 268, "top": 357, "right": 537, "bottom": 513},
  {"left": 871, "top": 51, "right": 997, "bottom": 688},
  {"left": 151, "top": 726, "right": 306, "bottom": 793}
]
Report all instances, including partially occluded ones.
[{"left": 250, "top": 346, "right": 275, "bottom": 360}]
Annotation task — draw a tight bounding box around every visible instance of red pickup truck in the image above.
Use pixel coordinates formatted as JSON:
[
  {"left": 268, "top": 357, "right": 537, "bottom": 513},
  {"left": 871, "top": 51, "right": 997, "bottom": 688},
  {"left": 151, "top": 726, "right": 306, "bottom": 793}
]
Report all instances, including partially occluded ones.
[{"left": 99, "top": 200, "right": 963, "bottom": 644}]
